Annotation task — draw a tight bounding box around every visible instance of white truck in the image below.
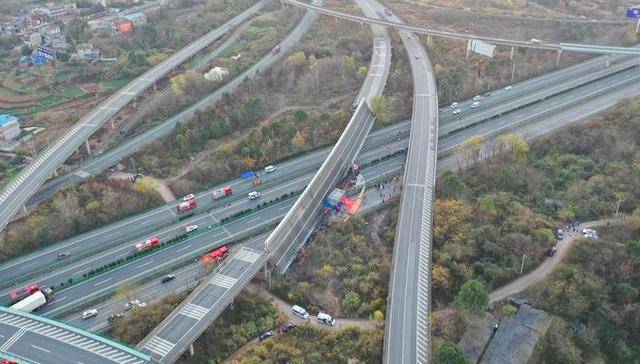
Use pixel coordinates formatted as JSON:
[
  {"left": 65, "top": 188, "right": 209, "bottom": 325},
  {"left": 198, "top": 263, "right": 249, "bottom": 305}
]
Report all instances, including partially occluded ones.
[{"left": 10, "top": 290, "right": 50, "bottom": 312}]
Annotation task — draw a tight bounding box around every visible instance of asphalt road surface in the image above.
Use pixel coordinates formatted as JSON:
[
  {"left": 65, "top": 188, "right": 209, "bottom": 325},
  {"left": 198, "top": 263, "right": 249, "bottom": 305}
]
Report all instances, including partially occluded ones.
[
  {"left": 0, "top": 65, "right": 637, "bottom": 308},
  {"left": 0, "top": 1, "right": 269, "bottom": 235},
  {"left": 0, "top": 307, "right": 150, "bottom": 363},
  {"left": 25, "top": 5, "right": 318, "bottom": 210},
  {"left": 364, "top": 0, "right": 439, "bottom": 362}
]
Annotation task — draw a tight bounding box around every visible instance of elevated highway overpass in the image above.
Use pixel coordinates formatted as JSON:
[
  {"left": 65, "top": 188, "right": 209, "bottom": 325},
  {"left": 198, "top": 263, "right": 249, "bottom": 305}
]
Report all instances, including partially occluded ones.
[
  {"left": 0, "top": 0, "right": 269, "bottom": 233},
  {"left": 283, "top": 0, "right": 640, "bottom": 55},
  {"left": 0, "top": 307, "right": 149, "bottom": 364}
]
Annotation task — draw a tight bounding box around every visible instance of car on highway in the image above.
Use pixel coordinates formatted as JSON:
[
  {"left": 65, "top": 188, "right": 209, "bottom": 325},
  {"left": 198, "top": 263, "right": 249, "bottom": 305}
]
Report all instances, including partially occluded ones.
[
  {"left": 414, "top": 54, "right": 420, "bottom": 59},
  {"left": 57, "top": 251, "right": 71, "bottom": 259},
  {"left": 182, "top": 193, "right": 195, "bottom": 201},
  {"left": 124, "top": 299, "right": 141, "bottom": 311},
  {"left": 504, "top": 85, "right": 513, "bottom": 90},
  {"left": 264, "top": 165, "right": 277, "bottom": 173},
  {"left": 452, "top": 108, "right": 461, "bottom": 115},
  {"left": 472, "top": 95, "right": 482, "bottom": 101},
  {"left": 185, "top": 225, "right": 198, "bottom": 233},
  {"left": 449, "top": 102, "right": 459, "bottom": 109},
  {"left": 82, "top": 309, "right": 98, "bottom": 319},
  {"left": 248, "top": 191, "right": 261, "bottom": 200},
  {"left": 557, "top": 229, "right": 564, "bottom": 240},
  {"left": 316, "top": 312, "right": 336, "bottom": 326},
  {"left": 547, "top": 246, "right": 557, "bottom": 257},
  {"left": 483, "top": 91, "right": 491, "bottom": 97},
  {"left": 258, "top": 331, "right": 275, "bottom": 341},
  {"left": 283, "top": 322, "right": 296, "bottom": 333},
  {"left": 292, "top": 304, "right": 309, "bottom": 319},
  {"left": 108, "top": 313, "right": 124, "bottom": 322},
  {"left": 470, "top": 101, "right": 480, "bottom": 109},
  {"left": 161, "top": 274, "right": 176, "bottom": 284},
  {"left": 530, "top": 38, "right": 542, "bottom": 44}
]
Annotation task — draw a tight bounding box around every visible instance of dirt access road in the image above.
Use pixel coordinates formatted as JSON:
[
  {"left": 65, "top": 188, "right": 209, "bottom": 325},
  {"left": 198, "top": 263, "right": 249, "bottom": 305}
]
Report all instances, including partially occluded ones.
[
  {"left": 223, "top": 286, "right": 379, "bottom": 363},
  {"left": 489, "top": 219, "right": 624, "bottom": 303}
]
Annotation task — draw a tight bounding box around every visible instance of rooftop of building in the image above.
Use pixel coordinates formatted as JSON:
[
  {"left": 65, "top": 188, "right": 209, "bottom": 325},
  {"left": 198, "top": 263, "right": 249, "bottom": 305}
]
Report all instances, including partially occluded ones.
[{"left": 0, "top": 114, "right": 19, "bottom": 126}]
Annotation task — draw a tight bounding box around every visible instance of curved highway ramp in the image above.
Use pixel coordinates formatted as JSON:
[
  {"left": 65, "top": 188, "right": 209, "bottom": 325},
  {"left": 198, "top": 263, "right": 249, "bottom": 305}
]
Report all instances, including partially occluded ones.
[
  {"left": 0, "top": 307, "right": 150, "bottom": 364},
  {"left": 0, "top": 0, "right": 268, "bottom": 233}
]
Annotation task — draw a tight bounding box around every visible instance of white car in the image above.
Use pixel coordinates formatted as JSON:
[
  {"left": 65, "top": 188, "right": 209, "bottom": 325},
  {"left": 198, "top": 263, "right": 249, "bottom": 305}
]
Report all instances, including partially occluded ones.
[
  {"left": 472, "top": 95, "right": 482, "bottom": 101},
  {"left": 182, "top": 193, "right": 195, "bottom": 201},
  {"left": 470, "top": 101, "right": 480, "bottom": 109},
  {"left": 504, "top": 85, "right": 513, "bottom": 91},
  {"left": 449, "top": 102, "right": 459, "bottom": 109},
  {"left": 248, "top": 191, "right": 261, "bottom": 200},
  {"left": 452, "top": 108, "right": 461, "bottom": 115},
  {"left": 185, "top": 225, "right": 198, "bottom": 233},
  {"left": 582, "top": 228, "right": 598, "bottom": 239},
  {"left": 82, "top": 309, "right": 98, "bottom": 319},
  {"left": 124, "top": 299, "right": 140, "bottom": 311},
  {"left": 264, "top": 165, "right": 277, "bottom": 173}
]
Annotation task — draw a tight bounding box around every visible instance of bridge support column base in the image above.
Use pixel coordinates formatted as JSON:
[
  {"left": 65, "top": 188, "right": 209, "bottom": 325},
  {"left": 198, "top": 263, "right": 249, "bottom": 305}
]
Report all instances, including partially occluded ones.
[
  {"left": 263, "top": 263, "right": 272, "bottom": 290},
  {"left": 85, "top": 140, "right": 91, "bottom": 155},
  {"left": 556, "top": 49, "right": 563, "bottom": 67},
  {"left": 509, "top": 46, "right": 515, "bottom": 60},
  {"left": 189, "top": 343, "right": 194, "bottom": 357}
]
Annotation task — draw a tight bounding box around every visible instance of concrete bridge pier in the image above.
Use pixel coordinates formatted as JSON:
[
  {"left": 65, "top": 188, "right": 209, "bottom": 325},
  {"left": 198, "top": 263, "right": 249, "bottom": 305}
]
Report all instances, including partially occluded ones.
[
  {"left": 189, "top": 344, "right": 195, "bottom": 357},
  {"left": 556, "top": 49, "right": 563, "bottom": 67},
  {"left": 85, "top": 140, "right": 91, "bottom": 155}
]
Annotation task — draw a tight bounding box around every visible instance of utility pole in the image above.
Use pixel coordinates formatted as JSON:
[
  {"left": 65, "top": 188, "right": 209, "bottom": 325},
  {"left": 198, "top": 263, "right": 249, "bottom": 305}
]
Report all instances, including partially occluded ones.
[
  {"left": 615, "top": 199, "right": 623, "bottom": 218},
  {"left": 520, "top": 254, "right": 527, "bottom": 274},
  {"left": 130, "top": 157, "right": 137, "bottom": 175}
]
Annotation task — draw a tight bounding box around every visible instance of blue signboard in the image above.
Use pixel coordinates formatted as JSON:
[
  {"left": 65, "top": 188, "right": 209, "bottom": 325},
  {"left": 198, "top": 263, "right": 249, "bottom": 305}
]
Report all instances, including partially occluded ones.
[
  {"left": 240, "top": 171, "right": 256, "bottom": 180},
  {"left": 626, "top": 6, "right": 640, "bottom": 19},
  {"left": 35, "top": 46, "right": 56, "bottom": 62}
]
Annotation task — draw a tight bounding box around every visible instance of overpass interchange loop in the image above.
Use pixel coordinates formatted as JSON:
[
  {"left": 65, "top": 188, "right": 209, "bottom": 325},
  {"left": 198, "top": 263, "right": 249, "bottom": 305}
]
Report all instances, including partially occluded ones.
[{"left": 138, "top": 1, "right": 391, "bottom": 361}]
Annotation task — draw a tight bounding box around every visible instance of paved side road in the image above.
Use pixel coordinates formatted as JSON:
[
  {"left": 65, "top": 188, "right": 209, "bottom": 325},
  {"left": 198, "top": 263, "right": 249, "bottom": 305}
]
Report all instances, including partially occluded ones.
[{"left": 489, "top": 219, "right": 623, "bottom": 303}]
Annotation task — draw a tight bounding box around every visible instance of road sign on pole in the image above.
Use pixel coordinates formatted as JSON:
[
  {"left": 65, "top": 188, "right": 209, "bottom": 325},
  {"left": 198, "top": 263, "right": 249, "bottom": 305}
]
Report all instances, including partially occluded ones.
[
  {"left": 626, "top": 6, "right": 640, "bottom": 33},
  {"left": 626, "top": 6, "right": 640, "bottom": 18},
  {"left": 467, "top": 39, "right": 496, "bottom": 58}
]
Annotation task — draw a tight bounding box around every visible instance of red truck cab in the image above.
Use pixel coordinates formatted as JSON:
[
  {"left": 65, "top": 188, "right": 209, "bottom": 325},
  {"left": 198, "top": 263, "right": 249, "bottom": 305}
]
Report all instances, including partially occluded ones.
[
  {"left": 177, "top": 199, "right": 197, "bottom": 213},
  {"left": 212, "top": 186, "right": 233, "bottom": 200},
  {"left": 202, "top": 246, "right": 229, "bottom": 262},
  {"left": 133, "top": 237, "right": 160, "bottom": 253},
  {"left": 10, "top": 283, "right": 39, "bottom": 303}
]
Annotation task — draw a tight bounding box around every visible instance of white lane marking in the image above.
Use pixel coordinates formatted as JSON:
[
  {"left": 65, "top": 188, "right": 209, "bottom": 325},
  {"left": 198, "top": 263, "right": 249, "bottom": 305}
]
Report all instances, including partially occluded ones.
[
  {"left": 176, "top": 245, "right": 192, "bottom": 253},
  {"left": 94, "top": 278, "right": 112, "bottom": 286},
  {"left": 137, "top": 261, "right": 154, "bottom": 269},
  {"left": 31, "top": 344, "right": 50, "bottom": 353}
]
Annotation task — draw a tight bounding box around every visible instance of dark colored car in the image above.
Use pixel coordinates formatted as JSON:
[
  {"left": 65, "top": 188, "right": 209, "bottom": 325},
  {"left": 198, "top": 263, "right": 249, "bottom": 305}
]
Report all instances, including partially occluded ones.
[
  {"left": 161, "top": 274, "right": 176, "bottom": 283},
  {"left": 283, "top": 322, "right": 296, "bottom": 333},
  {"left": 258, "top": 331, "right": 275, "bottom": 341},
  {"left": 547, "top": 246, "right": 557, "bottom": 257}
]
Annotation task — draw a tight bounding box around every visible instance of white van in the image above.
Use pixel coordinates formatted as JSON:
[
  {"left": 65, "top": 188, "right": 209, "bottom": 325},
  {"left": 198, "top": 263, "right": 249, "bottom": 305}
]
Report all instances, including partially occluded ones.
[
  {"left": 264, "top": 165, "right": 277, "bottom": 173},
  {"left": 316, "top": 312, "right": 336, "bottom": 326},
  {"left": 291, "top": 305, "right": 309, "bottom": 319}
]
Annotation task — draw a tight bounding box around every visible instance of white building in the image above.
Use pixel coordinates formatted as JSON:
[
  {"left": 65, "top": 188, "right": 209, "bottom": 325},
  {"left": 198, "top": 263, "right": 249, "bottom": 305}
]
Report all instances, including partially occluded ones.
[{"left": 0, "top": 115, "right": 21, "bottom": 141}]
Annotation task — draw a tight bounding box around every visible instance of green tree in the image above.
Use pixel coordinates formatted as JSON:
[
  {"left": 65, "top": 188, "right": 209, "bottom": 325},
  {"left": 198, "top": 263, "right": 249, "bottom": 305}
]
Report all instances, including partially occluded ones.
[
  {"left": 435, "top": 341, "right": 469, "bottom": 364},
  {"left": 67, "top": 17, "right": 88, "bottom": 42},
  {"left": 343, "top": 291, "right": 361, "bottom": 313},
  {"left": 454, "top": 279, "right": 488, "bottom": 313},
  {"left": 294, "top": 109, "right": 308, "bottom": 123},
  {"left": 371, "top": 95, "right": 389, "bottom": 123}
]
